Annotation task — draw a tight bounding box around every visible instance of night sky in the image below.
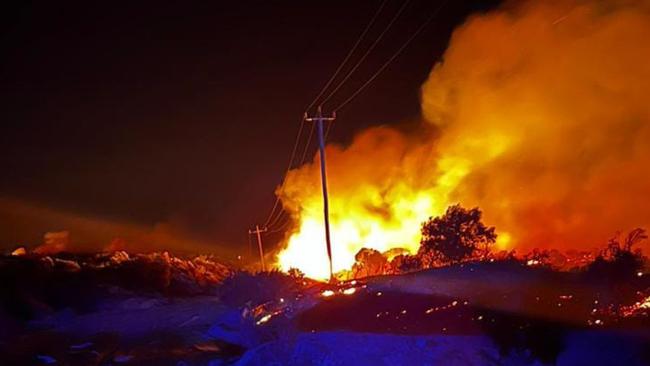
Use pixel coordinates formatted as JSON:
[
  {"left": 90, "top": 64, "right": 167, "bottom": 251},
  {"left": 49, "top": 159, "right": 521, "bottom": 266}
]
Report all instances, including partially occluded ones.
[{"left": 0, "top": 0, "right": 499, "bottom": 255}]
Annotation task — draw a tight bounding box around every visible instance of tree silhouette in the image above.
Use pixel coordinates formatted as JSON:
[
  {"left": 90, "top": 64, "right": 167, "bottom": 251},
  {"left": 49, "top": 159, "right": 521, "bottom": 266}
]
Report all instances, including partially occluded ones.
[
  {"left": 587, "top": 228, "right": 647, "bottom": 283},
  {"left": 418, "top": 204, "right": 496, "bottom": 266}
]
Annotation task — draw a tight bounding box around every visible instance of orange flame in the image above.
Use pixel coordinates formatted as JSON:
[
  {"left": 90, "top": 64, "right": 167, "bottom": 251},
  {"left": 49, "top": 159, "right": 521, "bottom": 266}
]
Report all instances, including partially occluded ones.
[{"left": 277, "top": 0, "right": 650, "bottom": 279}]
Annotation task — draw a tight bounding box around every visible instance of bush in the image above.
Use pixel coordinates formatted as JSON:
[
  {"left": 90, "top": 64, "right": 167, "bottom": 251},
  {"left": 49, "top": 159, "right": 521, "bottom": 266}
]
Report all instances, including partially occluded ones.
[
  {"left": 351, "top": 248, "right": 388, "bottom": 278},
  {"left": 586, "top": 228, "right": 647, "bottom": 282},
  {"left": 584, "top": 228, "right": 647, "bottom": 306},
  {"left": 389, "top": 254, "right": 423, "bottom": 274}
]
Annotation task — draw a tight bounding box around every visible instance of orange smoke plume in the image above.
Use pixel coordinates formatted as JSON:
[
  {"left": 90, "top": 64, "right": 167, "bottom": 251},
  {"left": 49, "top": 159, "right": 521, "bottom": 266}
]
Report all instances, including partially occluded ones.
[{"left": 277, "top": 0, "right": 650, "bottom": 279}]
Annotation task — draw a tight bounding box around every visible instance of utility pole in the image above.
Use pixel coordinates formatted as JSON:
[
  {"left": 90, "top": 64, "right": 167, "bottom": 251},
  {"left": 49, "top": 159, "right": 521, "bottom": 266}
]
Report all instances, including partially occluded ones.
[
  {"left": 248, "top": 225, "right": 268, "bottom": 271},
  {"left": 305, "top": 106, "right": 336, "bottom": 282}
]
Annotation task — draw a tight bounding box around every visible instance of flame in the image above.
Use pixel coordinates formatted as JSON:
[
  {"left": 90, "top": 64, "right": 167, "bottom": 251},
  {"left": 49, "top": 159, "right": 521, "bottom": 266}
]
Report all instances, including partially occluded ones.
[
  {"left": 277, "top": 0, "right": 650, "bottom": 279},
  {"left": 619, "top": 294, "right": 650, "bottom": 317},
  {"left": 321, "top": 289, "right": 335, "bottom": 297},
  {"left": 11, "top": 247, "right": 27, "bottom": 256}
]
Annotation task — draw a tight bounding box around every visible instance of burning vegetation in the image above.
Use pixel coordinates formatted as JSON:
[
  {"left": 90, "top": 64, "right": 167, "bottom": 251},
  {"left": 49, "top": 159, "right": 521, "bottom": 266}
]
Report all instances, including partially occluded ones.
[
  {"left": 276, "top": 0, "right": 650, "bottom": 280},
  {"left": 3, "top": 229, "right": 648, "bottom": 364},
  {"left": 2, "top": 0, "right": 650, "bottom": 364}
]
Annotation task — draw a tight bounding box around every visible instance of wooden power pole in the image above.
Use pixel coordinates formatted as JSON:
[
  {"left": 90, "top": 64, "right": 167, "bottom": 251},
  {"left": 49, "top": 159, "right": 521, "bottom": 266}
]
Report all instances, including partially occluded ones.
[
  {"left": 248, "top": 225, "right": 268, "bottom": 271},
  {"left": 305, "top": 106, "right": 336, "bottom": 282}
]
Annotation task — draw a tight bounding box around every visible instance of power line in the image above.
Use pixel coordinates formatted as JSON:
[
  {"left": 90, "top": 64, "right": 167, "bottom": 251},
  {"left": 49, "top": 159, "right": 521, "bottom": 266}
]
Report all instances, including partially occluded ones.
[
  {"left": 261, "top": 0, "right": 445, "bottom": 234},
  {"left": 262, "top": 196, "right": 282, "bottom": 229},
  {"left": 267, "top": 218, "right": 291, "bottom": 233},
  {"left": 298, "top": 122, "right": 316, "bottom": 165},
  {"left": 319, "top": 0, "right": 412, "bottom": 108},
  {"left": 265, "top": 114, "right": 315, "bottom": 230},
  {"left": 263, "top": 0, "right": 387, "bottom": 227},
  {"left": 264, "top": 2, "right": 391, "bottom": 229},
  {"left": 325, "top": 0, "right": 450, "bottom": 139},
  {"left": 266, "top": 113, "right": 317, "bottom": 229},
  {"left": 266, "top": 200, "right": 287, "bottom": 229},
  {"left": 261, "top": 115, "right": 306, "bottom": 228},
  {"left": 305, "top": 0, "right": 389, "bottom": 113},
  {"left": 333, "top": 0, "right": 449, "bottom": 113}
]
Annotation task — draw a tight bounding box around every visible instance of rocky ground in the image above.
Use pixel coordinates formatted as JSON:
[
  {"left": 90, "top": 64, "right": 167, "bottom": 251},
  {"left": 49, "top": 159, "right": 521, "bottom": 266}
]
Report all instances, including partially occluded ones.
[{"left": 1, "top": 254, "right": 649, "bottom": 365}]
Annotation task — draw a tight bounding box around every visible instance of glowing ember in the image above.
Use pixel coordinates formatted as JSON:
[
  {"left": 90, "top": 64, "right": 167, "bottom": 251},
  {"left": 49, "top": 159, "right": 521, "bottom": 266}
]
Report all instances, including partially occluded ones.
[
  {"left": 619, "top": 295, "right": 650, "bottom": 317},
  {"left": 342, "top": 287, "right": 357, "bottom": 296},
  {"left": 256, "top": 314, "right": 272, "bottom": 325},
  {"left": 321, "top": 290, "right": 335, "bottom": 298},
  {"left": 641, "top": 297, "right": 650, "bottom": 310}
]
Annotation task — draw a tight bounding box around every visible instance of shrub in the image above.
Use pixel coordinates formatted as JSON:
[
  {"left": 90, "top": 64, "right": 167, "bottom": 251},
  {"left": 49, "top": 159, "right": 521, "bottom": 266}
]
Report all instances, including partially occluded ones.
[
  {"left": 351, "top": 248, "right": 388, "bottom": 278},
  {"left": 389, "top": 254, "right": 423, "bottom": 274},
  {"left": 586, "top": 228, "right": 647, "bottom": 282}
]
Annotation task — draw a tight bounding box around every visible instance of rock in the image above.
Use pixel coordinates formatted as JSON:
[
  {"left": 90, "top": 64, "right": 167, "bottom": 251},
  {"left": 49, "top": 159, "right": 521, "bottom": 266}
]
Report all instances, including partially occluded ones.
[
  {"left": 120, "top": 297, "right": 165, "bottom": 310},
  {"left": 113, "top": 354, "right": 134, "bottom": 363},
  {"left": 69, "top": 341, "right": 93, "bottom": 350},
  {"left": 54, "top": 258, "right": 81, "bottom": 272},
  {"left": 193, "top": 341, "right": 221, "bottom": 353},
  {"left": 207, "top": 309, "right": 257, "bottom": 347},
  {"left": 35, "top": 354, "right": 57, "bottom": 364},
  {"left": 234, "top": 332, "right": 501, "bottom": 366}
]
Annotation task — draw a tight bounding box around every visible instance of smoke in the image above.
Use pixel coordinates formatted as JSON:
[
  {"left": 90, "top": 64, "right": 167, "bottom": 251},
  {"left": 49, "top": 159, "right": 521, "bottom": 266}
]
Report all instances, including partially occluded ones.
[
  {"left": 421, "top": 0, "right": 650, "bottom": 249},
  {"left": 278, "top": 0, "right": 650, "bottom": 277},
  {"left": 34, "top": 231, "right": 70, "bottom": 255},
  {"left": 0, "top": 196, "right": 234, "bottom": 256}
]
